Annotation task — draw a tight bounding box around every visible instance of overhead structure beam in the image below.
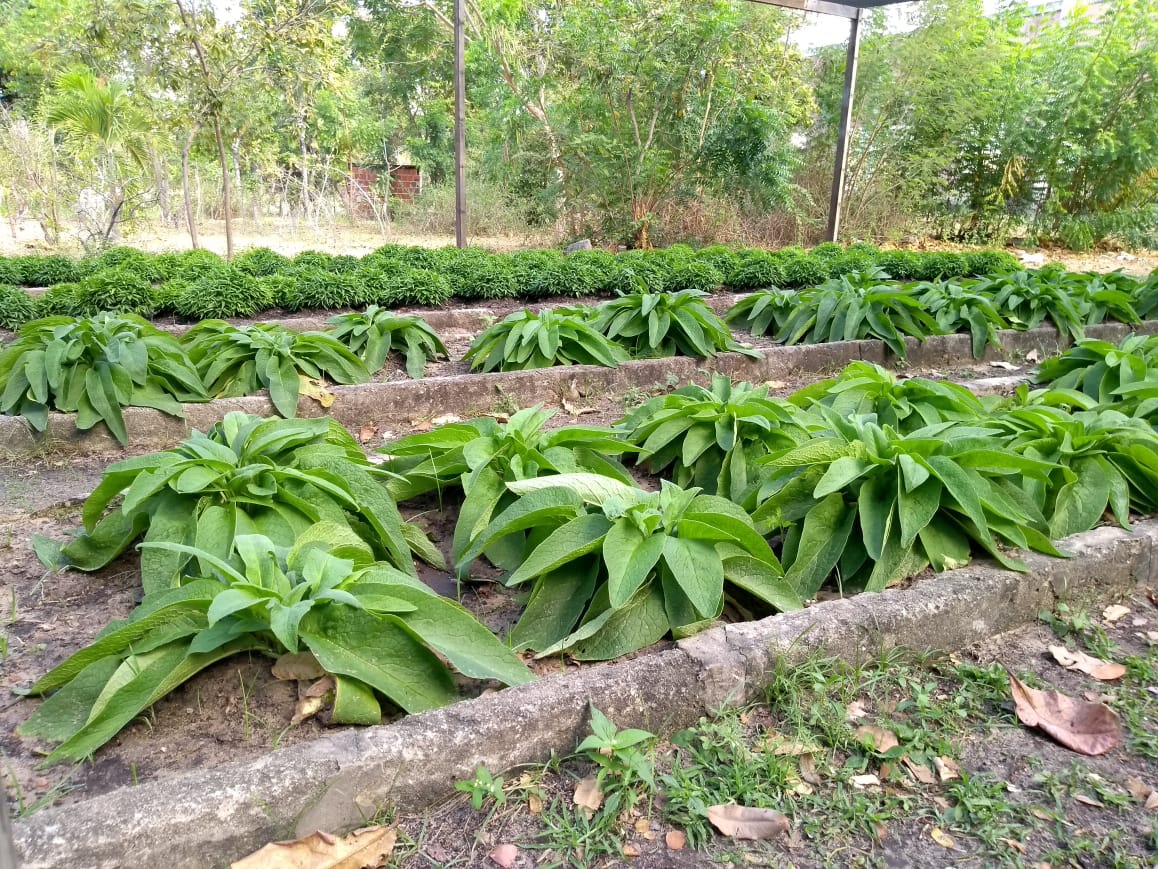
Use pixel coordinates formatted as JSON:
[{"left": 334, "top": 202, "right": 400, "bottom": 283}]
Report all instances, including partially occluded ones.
[
  {"left": 826, "top": 6, "right": 863, "bottom": 242},
  {"left": 744, "top": 0, "right": 861, "bottom": 20}
]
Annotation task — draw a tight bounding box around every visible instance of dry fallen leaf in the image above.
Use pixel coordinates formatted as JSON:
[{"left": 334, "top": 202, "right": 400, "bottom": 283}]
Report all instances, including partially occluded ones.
[
  {"left": 1073, "top": 794, "right": 1104, "bottom": 808},
  {"left": 845, "top": 700, "right": 869, "bottom": 721},
  {"left": 1049, "top": 645, "right": 1127, "bottom": 681},
  {"left": 1126, "top": 778, "right": 1153, "bottom": 801},
  {"left": 431, "top": 414, "right": 461, "bottom": 426},
  {"left": 934, "top": 756, "right": 960, "bottom": 782},
  {"left": 850, "top": 774, "right": 881, "bottom": 789},
  {"left": 1103, "top": 604, "right": 1130, "bottom": 622},
  {"left": 633, "top": 819, "right": 650, "bottom": 834},
  {"left": 573, "top": 775, "right": 604, "bottom": 816},
  {"left": 665, "top": 830, "right": 686, "bottom": 850},
  {"left": 1006, "top": 669, "right": 1121, "bottom": 756},
  {"left": 231, "top": 825, "right": 396, "bottom": 869},
  {"left": 855, "top": 725, "right": 899, "bottom": 754},
  {"left": 528, "top": 793, "right": 543, "bottom": 814},
  {"left": 561, "top": 398, "right": 596, "bottom": 416},
  {"left": 489, "top": 844, "right": 518, "bottom": 868},
  {"left": 357, "top": 424, "right": 378, "bottom": 444},
  {"left": 621, "top": 843, "right": 640, "bottom": 858},
  {"left": 799, "top": 754, "right": 822, "bottom": 785},
  {"left": 766, "top": 380, "right": 788, "bottom": 389},
  {"left": 1026, "top": 349, "right": 1041, "bottom": 363},
  {"left": 999, "top": 838, "right": 1027, "bottom": 854},
  {"left": 707, "top": 805, "right": 791, "bottom": 840},
  {"left": 1031, "top": 807, "right": 1055, "bottom": 822},
  {"left": 1147, "top": 792, "right": 1158, "bottom": 811},
  {"left": 291, "top": 675, "right": 335, "bottom": 725},
  {"left": 872, "top": 821, "right": 888, "bottom": 841},
  {"left": 930, "top": 827, "right": 955, "bottom": 849},
  {"left": 764, "top": 732, "right": 822, "bottom": 756},
  {"left": 300, "top": 377, "right": 336, "bottom": 409},
  {"left": 902, "top": 758, "right": 937, "bottom": 785},
  {"left": 272, "top": 651, "right": 326, "bottom": 682},
  {"left": 990, "top": 360, "right": 1018, "bottom": 370}
]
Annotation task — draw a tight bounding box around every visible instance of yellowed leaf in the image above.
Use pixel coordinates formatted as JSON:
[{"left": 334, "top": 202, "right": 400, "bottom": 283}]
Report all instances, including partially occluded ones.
[
  {"left": 665, "top": 830, "right": 686, "bottom": 850},
  {"left": 934, "top": 756, "right": 960, "bottom": 782},
  {"left": 231, "top": 825, "right": 396, "bottom": 869},
  {"left": 1007, "top": 668, "right": 1121, "bottom": 756},
  {"left": 707, "top": 805, "right": 790, "bottom": 840},
  {"left": 633, "top": 819, "right": 650, "bottom": 834},
  {"left": 1049, "top": 645, "right": 1127, "bottom": 681},
  {"left": 489, "top": 843, "right": 518, "bottom": 868},
  {"left": 528, "top": 793, "right": 543, "bottom": 814},
  {"left": 272, "top": 651, "right": 325, "bottom": 682},
  {"left": 999, "top": 838, "right": 1027, "bottom": 854},
  {"left": 1103, "top": 604, "right": 1130, "bottom": 623},
  {"left": 855, "top": 725, "right": 899, "bottom": 754},
  {"left": 300, "top": 377, "right": 335, "bottom": 409},
  {"left": 1031, "top": 807, "right": 1054, "bottom": 821},
  {"left": 573, "top": 775, "right": 603, "bottom": 816},
  {"left": 930, "top": 827, "right": 955, "bottom": 849}
]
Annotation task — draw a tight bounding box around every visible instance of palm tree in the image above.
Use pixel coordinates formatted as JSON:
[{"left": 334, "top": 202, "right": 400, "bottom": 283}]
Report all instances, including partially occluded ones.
[{"left": 44, "top": 67, "right": 154, "bottom": 246}]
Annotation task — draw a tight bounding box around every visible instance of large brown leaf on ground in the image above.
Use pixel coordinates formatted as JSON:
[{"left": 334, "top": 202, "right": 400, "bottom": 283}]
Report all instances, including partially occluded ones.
[
  {"left": 707, "top": 805, "right": 790, "bottom": 840},
  {"left": 231, "top": 825, "right": 396, "bottom": 869},
  {"left": 1006, "top": 669, "right": 1121, "bottom": 756}
]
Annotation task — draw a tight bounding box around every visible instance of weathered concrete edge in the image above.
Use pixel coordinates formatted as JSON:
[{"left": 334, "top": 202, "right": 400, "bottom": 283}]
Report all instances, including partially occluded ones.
[
  {"left": 13, "top": 521, "right": 1156, "bottom": 869},
  {"left": 3, "top": 321, "right": 1154, "bottom": 459}
]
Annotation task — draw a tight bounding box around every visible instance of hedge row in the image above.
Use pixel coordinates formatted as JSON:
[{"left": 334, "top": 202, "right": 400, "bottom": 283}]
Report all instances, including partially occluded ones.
[{"left": 0, "top": 243, "right": 1022, "bottom": 327}]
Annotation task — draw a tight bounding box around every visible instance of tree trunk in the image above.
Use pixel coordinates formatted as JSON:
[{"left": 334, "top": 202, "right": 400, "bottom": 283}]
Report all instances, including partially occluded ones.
[
  {"left": 181, "top": 122, "right": 202, "bottom": 249},
  {"left": 299, "top": 117, "right": 310, "bottom": 223},
  {"left": 210, "top": 113, "right": 234, "bottom": 258},
  {"left": 231, "top": 136, "right": 243, "bottom": 225}
]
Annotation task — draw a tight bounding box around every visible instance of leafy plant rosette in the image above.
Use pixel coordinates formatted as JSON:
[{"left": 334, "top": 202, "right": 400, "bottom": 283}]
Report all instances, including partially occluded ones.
[
  {"left": 19, "top": 526, "right": 534, "bottom": 764},
  {"left": 463, "top": 308, "right": 626, "bottom": 372},
  {"left": 787, "top": 362, "right": 988, "bottom": 435},
  {"left": 913, "top": 279, "right": 1010, "bottom": 358},
  {"left": 986, "top": 405, "right": 1158, "bottom": 538},
  {"left": 776, "top": 270, "right": 942, "bottom": 360},
  {"left": 966, "top": 271, "right": 1088, "bottom": 340},
  {"left": 380, "top": 406, "right": 636, "bottom": 573},
  {"left": 327, "top": 306, "right": 448, "bottom": 378},
  {"left": 455, "top": 474, "right": 802, "bottom": 661},
  {"left": 594, "top": 290, "right": 759, "bottom": 359},
  {"left": 182, "top": 321, "right": 370, "bottom": 418},
  {"left": 49, "top": 413, "right": 423, "bottom": 594},
  {"left": 748, "top": 410, "right": 1065, "bottom": 597},
  {"left": 724, "top": 289, "right": 797, "bottom": 338},
  {"left": 617, "top": 375, "right": 807, "bottom": 501},
  {"left": 0, "top": 313, "right": 208, "bottom": 444},
  {"left": 1034, "top": 334, "right": 1158, "bottom": 402}
]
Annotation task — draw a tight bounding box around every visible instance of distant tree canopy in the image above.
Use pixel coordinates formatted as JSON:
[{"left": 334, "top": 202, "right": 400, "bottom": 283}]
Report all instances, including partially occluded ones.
[{"left": 0, "top": 0, "right": 1154, "bottom": 250}]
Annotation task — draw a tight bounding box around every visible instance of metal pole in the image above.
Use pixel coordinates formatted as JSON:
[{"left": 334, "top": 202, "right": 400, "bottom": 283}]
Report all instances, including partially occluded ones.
[
  {"left": 826, "top": 7, "right": 862, "bottom": 243},
  {"left": 0, "top": 796, "right": 17, "bottom": 869},
  {"left": 453, "top": 0, "right": 467, "bottom": 248}
]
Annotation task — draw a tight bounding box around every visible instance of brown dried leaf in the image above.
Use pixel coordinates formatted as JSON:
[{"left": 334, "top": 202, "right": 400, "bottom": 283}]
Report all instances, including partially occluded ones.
[
  {"left": 765, "top": 733, "right": 821, "bottom": 756},
  {"left": 706, "top": 805, "right": 790, "bottom": 840},
  {"left": 799, "top": 754, "right": 822, "bottom": 785},
  {"left": 872, "top": 822, "right": 888, "bottom": 842},
  {"left": 357, "top": 424, "right": 378, "bottom": 444},
  {"left": 561, "top": 398, "right": 596, "bottom": 416},
  {"left": 902, "top": 758, "right": 937, "bottom": 785},
  {"left": 855, "top": 725, "right": 899, "bottom": 754},
  {"left": 231, "top": 825, "right": 396, "bottom": 869},
  {"left": 1073, "top": 794, "right": 1104, "bottom": 808},
  {"left": 1006, "top": 669, "right": 1121, "bottom": 755},
  {"left": 527, "top": 793, "right": 543, "bottom": 814},
  {"left": 1126, "top": 778, "right": 1153, "bottom": 801},
  {"left": 621, "top": 843, "right": 640, "bottom": 858},
  {"left": 291, "top": 676, "right": 335, "bottom": 725},
  {"left": 850, "top": 774, "right": 881, "bottom": 789},
  {"left": 573, "top": 775, "right": 603, "bottom": 816},
  {"left": 1049, "top": 645, "right": 1127, "bottom": 681},
  {"left": 1103, "top": 604, "right": 1130, "bottom": 622},
  {"left": 272, "top": 651, "right": 326, "bottom": 682},
  {"left": 930, "top": 827, "right": 956, "bottom": 849},
  {"left": 633, "top": 819, "right": 650, "bottom": 834},
  {"left": 845, "top": 700, "right": 869, "bottom": 721},
  {"left": 665, "top": 830, "right": 686, "bottom": 850},
  {"left": 999, "top": 838, "right": 1027, "bottom": 854},
  {"left": 489, "top": 843, "right": 518, "bottom": 868},
  {"left": 933, "top": 756, "right": 960, "bottom": 782},
  {"left": 1146, "top": 792, "right": 1158, "bottom": 811}
]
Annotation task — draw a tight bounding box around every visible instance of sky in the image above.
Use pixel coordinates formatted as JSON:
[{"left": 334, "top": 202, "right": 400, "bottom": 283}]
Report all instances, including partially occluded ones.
[{"left": 789, "top": 0, "right": 1005, "bottom": 49}]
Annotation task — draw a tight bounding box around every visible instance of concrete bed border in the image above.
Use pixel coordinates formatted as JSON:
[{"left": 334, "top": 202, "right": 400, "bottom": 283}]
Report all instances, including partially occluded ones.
[
  {"left": 3, "top": 320, "right": 1156, "bottom": 459},
  {"left": 12, "top": 520, "right": 1156, "bottom": 868}
]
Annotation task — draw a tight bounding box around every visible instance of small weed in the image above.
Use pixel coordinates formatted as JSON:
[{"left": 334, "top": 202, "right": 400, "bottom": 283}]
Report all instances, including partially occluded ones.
[
  {"left": 492, "top": 386, "right": 519, "bottom": 416},
  {"left": 454, "top": 764, "right": 507, "bottom": 811}
]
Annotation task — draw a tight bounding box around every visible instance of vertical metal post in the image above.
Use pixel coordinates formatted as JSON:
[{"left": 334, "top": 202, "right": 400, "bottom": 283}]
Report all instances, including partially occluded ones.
[
  {"left": 453, "top": 0, "right": 467, "bottom": 248},
  {"left": 827, "top": 7, "right": 862, "bottom": 243}
]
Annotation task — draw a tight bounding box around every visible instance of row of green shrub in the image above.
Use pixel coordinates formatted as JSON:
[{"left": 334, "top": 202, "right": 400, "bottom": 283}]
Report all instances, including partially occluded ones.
[
  {"left": 0, "top": 243, "right": 1022, "bottom": 327},
  {"left": 21, "top": 348, "right": 1158, "bottom": 762}
]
